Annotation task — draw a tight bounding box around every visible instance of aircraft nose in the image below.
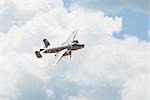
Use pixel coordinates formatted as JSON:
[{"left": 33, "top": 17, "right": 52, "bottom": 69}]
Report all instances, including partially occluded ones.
[
  {"left": 81, "top": 44, "right": 85, "bottom": 48},
  {"left": 83, "top": 44, "right": 85, "bottom": 47}
]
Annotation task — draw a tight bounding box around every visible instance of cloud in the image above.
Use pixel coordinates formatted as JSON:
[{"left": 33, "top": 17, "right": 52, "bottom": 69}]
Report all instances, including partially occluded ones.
[
  {"left": 0, "top": 0, "right": 63, "bottom": 32},
  {"left": 68, "top": 96, "right": 87, "bottom": 100},
  {"left": 0, "top": 0, "right": 149, "bottom": 100},
  {"left": 122, "top": 73, "right": 149, "bottom": 100},
  {"left": 65, "top": 36, "right": 150, "bottom": 100},
  {"left": 0, "top": 54, "right": 20, "bottom": 100},
  {"left": 72, "top": 0, "right": 149, "bottom": 13}
]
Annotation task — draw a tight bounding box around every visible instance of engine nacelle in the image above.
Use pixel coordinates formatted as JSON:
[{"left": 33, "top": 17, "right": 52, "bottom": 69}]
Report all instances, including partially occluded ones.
[{"left": 63, "top": 50, "right": 71, "bottom": 56}]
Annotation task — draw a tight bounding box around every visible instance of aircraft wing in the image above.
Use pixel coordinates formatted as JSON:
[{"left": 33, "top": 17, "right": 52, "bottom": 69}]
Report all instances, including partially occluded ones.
[
  {"left": 54, "top": 49, "right": 67, "bottom": 65},
  {"left": 62, "top": 28, "right": 79, "bottom": 45}
]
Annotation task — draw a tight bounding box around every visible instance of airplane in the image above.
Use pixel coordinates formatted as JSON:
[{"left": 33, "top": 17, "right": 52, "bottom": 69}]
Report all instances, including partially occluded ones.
[{"left": 35, "top": 29, "right": 85, "bottom": 64}]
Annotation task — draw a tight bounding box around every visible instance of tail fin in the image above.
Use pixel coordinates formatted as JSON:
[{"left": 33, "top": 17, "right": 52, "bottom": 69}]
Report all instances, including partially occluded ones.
[
  {"left": 35, "top": 51, "right": 42, "bottom": 58},
  {"left": 43, "top": 39, "right": 50, "bottom": 48}
]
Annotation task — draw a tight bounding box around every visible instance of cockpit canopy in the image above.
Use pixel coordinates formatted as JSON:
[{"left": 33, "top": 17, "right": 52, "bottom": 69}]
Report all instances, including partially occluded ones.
[{"left": 71, "top": 40, "right": 79, "bottom": 44}]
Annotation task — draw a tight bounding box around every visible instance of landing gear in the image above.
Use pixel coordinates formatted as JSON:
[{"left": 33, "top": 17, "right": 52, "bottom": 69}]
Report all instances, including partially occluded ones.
[
  {"left": 69, "top": 51, "right": 72, "bottom": 59},
  {"left": 70, "top": 54, "right": 71, "bottom": 59}
]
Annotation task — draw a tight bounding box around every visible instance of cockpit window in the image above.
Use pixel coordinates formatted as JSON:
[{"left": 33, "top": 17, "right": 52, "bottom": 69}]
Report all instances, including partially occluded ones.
[{"left": 72, "top": 40, "right": 79, "bottom": 44}]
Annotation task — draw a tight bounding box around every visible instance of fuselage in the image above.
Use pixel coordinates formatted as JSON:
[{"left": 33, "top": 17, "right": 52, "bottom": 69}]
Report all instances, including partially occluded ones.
[{"left": 44, "top": 43, "right": 84, "bottom": 54}]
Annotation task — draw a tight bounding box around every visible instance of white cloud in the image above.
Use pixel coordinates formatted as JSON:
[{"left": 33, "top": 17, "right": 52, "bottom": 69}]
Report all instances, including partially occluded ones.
[
  {"left": 65, "top": 36, "right": 150, "bottom": 100},
  {"left": 122, "top": 73, "right": 149, "bottom": 100},
  {"left": 68, "top": 96, "right": 88, "bottom": 100},
  {"left": 0, "top": 54, "right": 20, "bottom": 100},
  {"left": 0, "top": 0, "right": 149, "bottom": 100},
  {"left": 46, "top": 89, "right": 54, "bottom": 98},
  {"left": 0, "top": 0, "right": 63, "bottom": 32}
]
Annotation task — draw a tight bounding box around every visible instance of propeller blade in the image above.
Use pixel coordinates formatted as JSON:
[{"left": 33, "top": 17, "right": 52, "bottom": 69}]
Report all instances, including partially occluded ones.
[{"left": 62, "top": 28, "right": 79, "bottom": 45}]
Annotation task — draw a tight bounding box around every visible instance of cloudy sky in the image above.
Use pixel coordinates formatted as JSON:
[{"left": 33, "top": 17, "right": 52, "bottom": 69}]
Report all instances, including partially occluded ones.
[{"left": 0, "top": 0, "right": 149, "bottom": 100}]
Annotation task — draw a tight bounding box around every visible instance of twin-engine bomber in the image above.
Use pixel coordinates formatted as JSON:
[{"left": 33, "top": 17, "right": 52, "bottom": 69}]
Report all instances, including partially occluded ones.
[{"left": 35, "top": 29, "right": 85, "bottom": 64}]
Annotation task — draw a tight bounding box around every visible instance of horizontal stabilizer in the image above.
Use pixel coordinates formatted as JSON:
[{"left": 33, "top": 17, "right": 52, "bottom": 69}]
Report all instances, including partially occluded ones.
[{"left": 35, "top": 51, "right": 42, "bottom": 58}]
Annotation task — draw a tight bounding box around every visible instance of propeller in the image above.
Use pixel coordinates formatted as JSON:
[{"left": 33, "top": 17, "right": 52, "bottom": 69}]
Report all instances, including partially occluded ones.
[{"left": 62, "top": 28, "right": 79, "bottom": 45}]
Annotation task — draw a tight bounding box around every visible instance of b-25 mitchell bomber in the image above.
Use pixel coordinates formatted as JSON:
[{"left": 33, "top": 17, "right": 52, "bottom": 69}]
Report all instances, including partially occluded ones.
[{"left": 35, "top": 29, "right": 85, "bottom": 64}]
